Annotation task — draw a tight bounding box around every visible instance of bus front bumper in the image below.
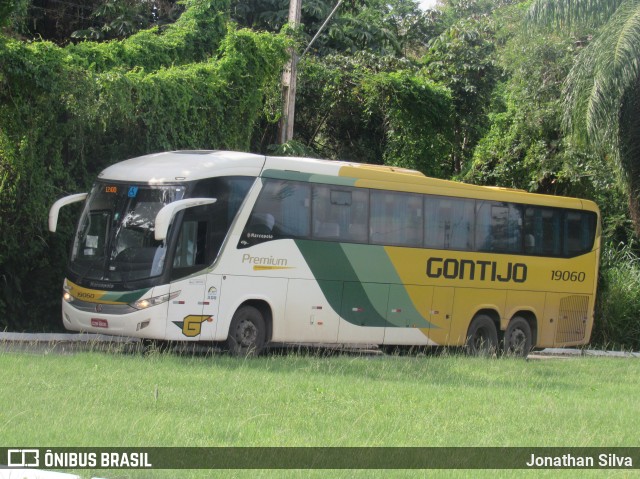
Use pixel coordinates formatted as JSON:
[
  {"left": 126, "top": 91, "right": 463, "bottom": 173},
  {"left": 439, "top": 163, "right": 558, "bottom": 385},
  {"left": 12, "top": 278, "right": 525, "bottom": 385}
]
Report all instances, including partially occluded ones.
[{"left": 62, "top": 300, "right": 168, "bottom": 340}]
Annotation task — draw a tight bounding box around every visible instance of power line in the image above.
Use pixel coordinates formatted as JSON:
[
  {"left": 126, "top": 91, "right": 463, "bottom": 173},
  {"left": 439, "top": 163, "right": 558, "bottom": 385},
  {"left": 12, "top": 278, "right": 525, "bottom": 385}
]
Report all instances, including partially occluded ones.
[{"left": 301, "top": 0, "right": 344, "bottom": 58}]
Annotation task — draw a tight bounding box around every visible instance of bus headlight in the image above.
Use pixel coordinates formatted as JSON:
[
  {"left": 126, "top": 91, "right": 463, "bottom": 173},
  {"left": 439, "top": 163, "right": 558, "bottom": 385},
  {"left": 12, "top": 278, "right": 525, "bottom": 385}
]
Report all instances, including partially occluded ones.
[
  {"left": 62, "top": 291, "right": 73, "bottom": 303},
  {"left": 131, "top": 291, "right": 180, "bottom": 310}
]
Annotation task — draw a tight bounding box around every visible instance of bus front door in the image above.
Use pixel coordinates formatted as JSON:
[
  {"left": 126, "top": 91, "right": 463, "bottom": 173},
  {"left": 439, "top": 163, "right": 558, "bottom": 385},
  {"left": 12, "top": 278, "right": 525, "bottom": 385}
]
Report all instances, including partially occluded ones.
[{"left": 166, "top": 277, "right": 208, "bottom": 340}]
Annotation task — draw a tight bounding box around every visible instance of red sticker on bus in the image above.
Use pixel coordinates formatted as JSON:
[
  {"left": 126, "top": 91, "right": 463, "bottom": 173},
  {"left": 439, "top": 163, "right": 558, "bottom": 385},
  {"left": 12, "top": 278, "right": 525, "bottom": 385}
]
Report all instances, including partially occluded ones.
[{"left": 91, "top": 319, "right": 109, "bottom": 328}]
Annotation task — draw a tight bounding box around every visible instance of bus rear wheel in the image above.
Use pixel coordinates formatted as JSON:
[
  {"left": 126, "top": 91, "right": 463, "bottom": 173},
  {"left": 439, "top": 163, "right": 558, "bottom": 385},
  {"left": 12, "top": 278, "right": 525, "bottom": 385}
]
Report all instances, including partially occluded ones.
[
  {"left": 465, "top": 314, "right": 498, "bottom": 357},
  {"left": 226, "top": 305, "right": 266, "bottom": 356},
  {"left": 503, "top": 316, "right": 532, "bottom": 358}
]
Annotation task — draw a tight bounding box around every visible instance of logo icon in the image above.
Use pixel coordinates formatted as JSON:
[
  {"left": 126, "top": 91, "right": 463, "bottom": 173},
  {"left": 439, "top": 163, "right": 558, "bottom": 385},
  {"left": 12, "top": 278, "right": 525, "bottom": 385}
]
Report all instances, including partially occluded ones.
[
  {"left": 207, "top": 286, "right": 218, "bottom": 301},
  {"left": 8, "top": 449, "right": 40, "bottom": 468},
  {"left": 173, "top": 315, "right": 213, "bottom": 337}
]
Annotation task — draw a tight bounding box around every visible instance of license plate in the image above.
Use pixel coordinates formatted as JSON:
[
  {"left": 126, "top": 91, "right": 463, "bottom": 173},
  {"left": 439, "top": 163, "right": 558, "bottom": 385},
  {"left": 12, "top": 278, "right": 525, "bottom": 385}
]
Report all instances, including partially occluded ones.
[{"left": 91, "top": 318, "right": 109, "bottom": 328}]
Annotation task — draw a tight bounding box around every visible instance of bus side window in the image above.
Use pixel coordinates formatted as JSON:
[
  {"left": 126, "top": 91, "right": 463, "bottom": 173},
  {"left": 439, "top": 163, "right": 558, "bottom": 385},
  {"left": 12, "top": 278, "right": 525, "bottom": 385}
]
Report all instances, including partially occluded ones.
[
  {"left": 476, "top": 202, "right": 522, "bottom": 254},
  {"left": 424, "top": 196, "right": 474, "bottom": 251},
  {"left": 312, "top": 185, "right": 368, "bottom": 243},
  {"left": 241, "top": 179, "right": 311, "bottom": 247},
  {"left": 370, "top": 190, "right": 423, "bottom": 247},
  {"left": 523, "top": 207, "right": 537, "bottom": 254},
  {"left": 524, "top": 207, "right": 562, "bottom": 256}
]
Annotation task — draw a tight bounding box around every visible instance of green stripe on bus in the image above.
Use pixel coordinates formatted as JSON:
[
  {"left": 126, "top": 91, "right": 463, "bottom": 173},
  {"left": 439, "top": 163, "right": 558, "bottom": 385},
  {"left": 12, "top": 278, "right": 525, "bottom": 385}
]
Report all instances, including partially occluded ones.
[
  {"left": 341, "top": 243, "right": 435, "bottom": 329},
  {"left": 294, "top": 240, "right": 434, "bottom": 329}
]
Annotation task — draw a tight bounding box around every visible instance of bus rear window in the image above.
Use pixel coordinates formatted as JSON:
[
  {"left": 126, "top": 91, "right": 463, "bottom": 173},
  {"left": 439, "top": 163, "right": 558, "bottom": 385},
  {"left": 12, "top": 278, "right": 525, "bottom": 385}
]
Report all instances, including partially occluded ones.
[{"left": 565, "top": 211, "right": 597, "bottom": 257}]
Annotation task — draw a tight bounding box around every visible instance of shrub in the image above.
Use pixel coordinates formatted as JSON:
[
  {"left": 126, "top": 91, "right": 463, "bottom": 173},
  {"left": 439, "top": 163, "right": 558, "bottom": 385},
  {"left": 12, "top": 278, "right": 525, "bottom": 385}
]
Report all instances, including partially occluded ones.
[
  {"left": 0, "top": 2, "right": 287, "bottom": 330},
  {"left": 594, "top": 244, "right": 640, "bottom": 351}
]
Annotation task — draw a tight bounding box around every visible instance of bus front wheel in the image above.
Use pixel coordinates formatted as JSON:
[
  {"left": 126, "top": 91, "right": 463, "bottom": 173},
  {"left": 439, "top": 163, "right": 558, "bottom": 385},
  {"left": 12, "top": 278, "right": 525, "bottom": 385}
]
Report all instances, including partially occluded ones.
[
  {"left": 465, "top": 314, "right": 498, "bottom": 357},
  {"left": 226, "top": 305, "right": 266, "bottom": 356},
  {"left": 503, "top": 316, "right": 532, "bottom": 358}
]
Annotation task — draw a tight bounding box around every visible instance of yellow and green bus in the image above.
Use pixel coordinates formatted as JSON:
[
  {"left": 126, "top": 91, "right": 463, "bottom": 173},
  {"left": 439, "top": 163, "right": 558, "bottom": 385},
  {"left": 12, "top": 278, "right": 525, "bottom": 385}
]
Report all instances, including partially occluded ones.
[{"left": 49, "top": 151, "right": 600, "bottom": 356}]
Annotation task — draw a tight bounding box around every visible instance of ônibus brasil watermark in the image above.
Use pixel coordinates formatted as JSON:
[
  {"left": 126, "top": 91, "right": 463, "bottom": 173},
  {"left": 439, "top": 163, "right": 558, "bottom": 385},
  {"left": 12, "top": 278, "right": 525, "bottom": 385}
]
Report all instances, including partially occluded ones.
[{"left": 2, "top": 447, "right": 638, "bottom": 470}]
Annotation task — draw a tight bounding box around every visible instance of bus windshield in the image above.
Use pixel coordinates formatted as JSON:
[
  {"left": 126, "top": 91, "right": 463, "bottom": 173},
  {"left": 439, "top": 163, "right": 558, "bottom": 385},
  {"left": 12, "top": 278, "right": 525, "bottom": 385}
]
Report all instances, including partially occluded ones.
[{"left": 70, "top": 183, "right": 186, "bottom": 282}]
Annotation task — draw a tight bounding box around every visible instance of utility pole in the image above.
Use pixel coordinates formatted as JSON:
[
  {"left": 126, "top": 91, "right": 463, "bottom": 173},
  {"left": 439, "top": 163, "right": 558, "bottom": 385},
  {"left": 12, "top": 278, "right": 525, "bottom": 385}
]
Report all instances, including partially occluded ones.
[{"left": 278, "top": 0, "right": 302, "bottom": 144}]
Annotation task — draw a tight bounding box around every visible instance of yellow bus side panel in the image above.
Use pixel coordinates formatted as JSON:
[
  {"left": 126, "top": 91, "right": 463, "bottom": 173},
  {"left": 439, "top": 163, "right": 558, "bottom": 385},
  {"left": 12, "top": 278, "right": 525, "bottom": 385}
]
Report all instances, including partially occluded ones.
[{"left": 449, "top": 289, "right": 507, "bottom": 346}]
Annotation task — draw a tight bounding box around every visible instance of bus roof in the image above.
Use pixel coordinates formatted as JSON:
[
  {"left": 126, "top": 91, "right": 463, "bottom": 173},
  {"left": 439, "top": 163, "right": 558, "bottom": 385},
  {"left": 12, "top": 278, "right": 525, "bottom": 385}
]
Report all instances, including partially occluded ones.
[
  {"left": 98, "top": 150, "right": 266, "bottom": 183},
  {"left": 97, "top": 150, "right": 599, "bottom": 213}
]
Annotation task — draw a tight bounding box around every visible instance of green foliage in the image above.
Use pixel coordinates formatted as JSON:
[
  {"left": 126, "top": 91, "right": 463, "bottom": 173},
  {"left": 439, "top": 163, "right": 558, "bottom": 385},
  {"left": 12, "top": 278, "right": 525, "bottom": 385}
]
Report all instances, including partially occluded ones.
[
  {"left": 0, "top": 0, "right": 15, "bottom": 26},
  {"left": 268, "top": 139, "right": 321, "bottom": 158},
  {"left": 594, "top": 244, "right": 640, "bottom": 351},
  {"left": 0, "top": 1, "right": 287, "bottom": 330},
  {"left": 292, "top": 53, "right": 452, "bottom": 175},
  {"left": 72, "top": 0, "right": 184, "bottom": 41},
  {"left": 231, "top": 0, "right": 438, "bottom": 58},
  {"left": 0, "top": 0, "right": 30, "bottom": 34},
  {"left": 465, "top": 1, "right": 633, "bottom": 214},
  {"left": 438, "top": 0, "right": 520, "bottom": 26},
  {"left": 466, "top": 23, "right": 586, "bottom": 192},
  {"left": 424, "top": 14, "right": 499, "bottom": 172},
  {"left": 362, "top": 69, "right": 453, "bottom": 176},
  {"left": 66, "top": 0, "right": 231, "bottom": 72},
  {"left": 526, "top": 0, "right": 626, "bottom": 30}
]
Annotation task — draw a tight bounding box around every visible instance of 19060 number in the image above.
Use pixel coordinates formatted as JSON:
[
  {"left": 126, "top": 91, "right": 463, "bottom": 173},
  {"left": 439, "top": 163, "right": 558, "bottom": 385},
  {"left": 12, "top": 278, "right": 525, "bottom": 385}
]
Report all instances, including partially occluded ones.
[{"left": 551, "top": 270, "right": 586, "bottom": 282}]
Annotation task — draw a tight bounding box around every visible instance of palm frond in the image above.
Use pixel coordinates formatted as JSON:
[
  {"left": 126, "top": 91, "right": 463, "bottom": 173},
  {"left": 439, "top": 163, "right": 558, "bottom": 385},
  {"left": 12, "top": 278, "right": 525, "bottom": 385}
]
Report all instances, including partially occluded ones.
[
  {"left": 619, "top": 81, "right": 640, "bottom": 215},
  {"left": 562, "top": 1, "right": 640, "bottom": 161},
  {"left": 527, "top": 0, "right": 630, "bottom": 30}
]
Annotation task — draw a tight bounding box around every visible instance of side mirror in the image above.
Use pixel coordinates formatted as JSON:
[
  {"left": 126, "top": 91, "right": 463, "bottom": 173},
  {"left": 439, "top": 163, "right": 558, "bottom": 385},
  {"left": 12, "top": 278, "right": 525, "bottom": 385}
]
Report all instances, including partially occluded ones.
[
  {"left": 49, "top": 193, "right": 88, "bottom": 232},
  {"left": 154, "top": 198, "right": 217, "bottom": 241}
]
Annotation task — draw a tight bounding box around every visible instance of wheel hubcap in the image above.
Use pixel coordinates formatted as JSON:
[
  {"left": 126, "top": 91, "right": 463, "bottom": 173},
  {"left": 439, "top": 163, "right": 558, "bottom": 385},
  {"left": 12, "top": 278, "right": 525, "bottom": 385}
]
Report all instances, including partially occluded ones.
[
  {"left": 509, "top": 328, "right": 526, "bottom": 352},
  {"left": 473, "top": 328, "right": 491, "bottom": 352},
  {"left": 237, "top": 319, "right": 257, "bottom": 347}
]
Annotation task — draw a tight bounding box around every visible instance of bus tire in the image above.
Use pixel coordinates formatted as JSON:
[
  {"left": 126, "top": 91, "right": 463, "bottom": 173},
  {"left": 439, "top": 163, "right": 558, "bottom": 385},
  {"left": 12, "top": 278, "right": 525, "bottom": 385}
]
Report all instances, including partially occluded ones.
[
  {"left": 226, "top": 305, "right": 266, "bottom": 356},
  {"left": 503, "top": 316, "right": 532, "bottom": 358},
  {"left": 465, "top": 314, "right": 498, "bottom": 357}
]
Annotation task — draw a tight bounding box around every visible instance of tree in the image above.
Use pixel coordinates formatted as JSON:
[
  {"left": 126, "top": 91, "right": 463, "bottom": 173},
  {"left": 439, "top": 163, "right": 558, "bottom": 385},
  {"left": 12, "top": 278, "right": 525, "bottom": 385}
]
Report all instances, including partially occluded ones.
[
  {"left": 528, "top": 0, "right": 640, "bottom": 233},
  {"left": 284, "top": 54, "right": 452, "bottom": 169},
  {"left": 468, "top": 3, "right": 580, "bottom": 191},
  {"left": 423, "top": 15, "right": 499, "bottom": 173},
  {"left": 0, "top": 0, "right": 31, "bottom": 35},
  {"left": 0, "top": 0, "right": 15, "bottom": 25},
  {"left": 71, "top": 0, "right": 184, "bottom": 41},
  {"left": 0, "top": 0, "right": 287, "bottom": 331},
  {"left": 230, "top": 0, "right": 438, "bottom": 57},
  {"left": 1, "top": 0, "right": 184, "bottom": 43}
]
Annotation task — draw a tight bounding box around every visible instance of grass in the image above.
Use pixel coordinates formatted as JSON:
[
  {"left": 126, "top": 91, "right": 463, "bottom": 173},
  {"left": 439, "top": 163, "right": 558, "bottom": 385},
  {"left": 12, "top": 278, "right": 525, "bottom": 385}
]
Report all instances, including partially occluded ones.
[{"left": 0, "top": 345, "right": 638, "bottom": 478}]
